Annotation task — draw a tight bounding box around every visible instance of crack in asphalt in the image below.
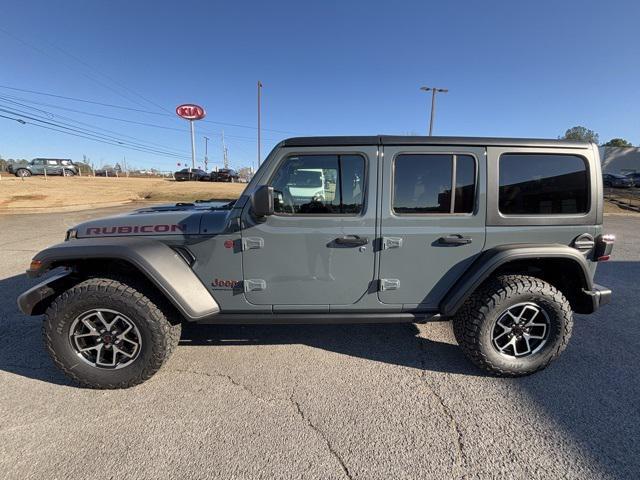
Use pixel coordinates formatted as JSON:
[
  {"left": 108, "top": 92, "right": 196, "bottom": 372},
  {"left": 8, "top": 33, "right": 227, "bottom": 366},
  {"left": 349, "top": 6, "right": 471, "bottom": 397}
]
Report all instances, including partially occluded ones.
[
  {"left": 166, "top": 367, "right": 352, "bottom": 479},
  {"left": 414, "top": 325, "right": 468, "bottom": 478},
  {"left": 289, "top": 393, "right": 353, "bottom": 480},
  {"left": 165, "top": 368, "right": 280, "bottom": 403}
]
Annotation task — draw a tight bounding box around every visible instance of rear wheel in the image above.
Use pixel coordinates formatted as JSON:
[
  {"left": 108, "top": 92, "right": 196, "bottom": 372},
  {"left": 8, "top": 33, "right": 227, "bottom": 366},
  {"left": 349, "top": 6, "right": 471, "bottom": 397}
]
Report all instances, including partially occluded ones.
[
  {"left": 15, "top": 169, "right": 31, "bottom": 177},
  {"left": 43, "top": 277, "right": 181, "bottom": 388},
  {"left": 452, "top": 274, "right": 573, "bottom": 377}
]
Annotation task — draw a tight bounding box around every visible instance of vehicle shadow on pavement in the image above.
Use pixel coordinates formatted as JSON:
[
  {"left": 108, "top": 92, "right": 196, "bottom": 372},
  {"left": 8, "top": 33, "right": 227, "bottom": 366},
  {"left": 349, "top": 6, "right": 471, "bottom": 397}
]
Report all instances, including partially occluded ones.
[
  {"left": 179, "top": 321, "right": 482, "bottom": 376},
  {"left": 0, "top": 273, "right": 72, "bottom": 386}
]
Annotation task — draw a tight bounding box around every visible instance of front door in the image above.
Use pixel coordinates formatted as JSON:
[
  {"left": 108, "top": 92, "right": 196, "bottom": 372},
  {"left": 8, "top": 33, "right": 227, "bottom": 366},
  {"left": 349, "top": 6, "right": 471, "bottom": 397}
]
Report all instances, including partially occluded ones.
[
  {"left": 378, "top": 145, "right": 486, "bottom": 308},
  {"left": 241, "top": 147, "right": 377, "bottom": 307},
  {"left": 30, "top": 159, "right": 46, "bottom": 174}
]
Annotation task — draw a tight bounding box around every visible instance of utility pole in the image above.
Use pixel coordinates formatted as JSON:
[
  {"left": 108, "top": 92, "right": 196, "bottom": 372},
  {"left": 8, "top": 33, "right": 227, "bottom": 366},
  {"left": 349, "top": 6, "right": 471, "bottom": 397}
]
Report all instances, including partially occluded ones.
[
  {"left": 257, "top": 80, "right": 262, "bottom": 168},
  {"left": 221, "top": 131, "right": 229, "bottom": 169},
  {"left": 203, "top": 136, "right": 210, "bottom": 171},
  {"left": 420, "top": 86, "right": 448, "bottom": 136}
]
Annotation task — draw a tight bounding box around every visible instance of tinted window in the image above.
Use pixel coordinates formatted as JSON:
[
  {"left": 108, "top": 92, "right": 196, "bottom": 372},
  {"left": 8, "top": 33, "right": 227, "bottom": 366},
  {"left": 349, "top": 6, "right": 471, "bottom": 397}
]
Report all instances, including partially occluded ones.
[
  {"left": 393, "top": 154, "right": 475, "bottom": 214},
  {"left": 454, "top": 155, "right": 476, "bottom": 213},
  {"left": 499, "top": 154, "right": 589, "bottom": 215},
  {"left": 271, "top": 154, "right": 365, "bottom": 214}
]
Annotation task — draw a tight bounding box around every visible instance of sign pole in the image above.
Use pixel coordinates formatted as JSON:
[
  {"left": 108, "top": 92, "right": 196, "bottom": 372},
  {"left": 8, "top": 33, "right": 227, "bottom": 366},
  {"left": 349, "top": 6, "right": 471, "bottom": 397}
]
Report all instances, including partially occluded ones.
[{"left": 189, "top": 120, "right": 196, "bottom": 172}]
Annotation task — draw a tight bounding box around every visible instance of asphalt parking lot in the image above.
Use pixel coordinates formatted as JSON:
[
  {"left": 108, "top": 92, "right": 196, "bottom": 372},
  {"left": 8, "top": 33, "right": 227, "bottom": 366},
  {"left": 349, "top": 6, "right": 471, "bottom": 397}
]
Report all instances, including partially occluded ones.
[{"left": 0, "top": 208, "right": 638, "bottom": 480}]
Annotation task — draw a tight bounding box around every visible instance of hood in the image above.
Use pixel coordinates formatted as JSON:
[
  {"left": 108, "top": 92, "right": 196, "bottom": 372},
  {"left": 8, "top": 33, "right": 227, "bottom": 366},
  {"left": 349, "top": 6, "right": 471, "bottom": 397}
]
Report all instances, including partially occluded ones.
[{"left": 74, "top": 201, "right": 234, "bottom": 239}]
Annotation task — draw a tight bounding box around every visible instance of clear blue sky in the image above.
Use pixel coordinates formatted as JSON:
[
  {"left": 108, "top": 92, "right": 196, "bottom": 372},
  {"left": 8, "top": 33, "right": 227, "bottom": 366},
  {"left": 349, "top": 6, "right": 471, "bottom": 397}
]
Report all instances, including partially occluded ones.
[{"left": 1, "top": 0, "right": 638, "bottom": 171}]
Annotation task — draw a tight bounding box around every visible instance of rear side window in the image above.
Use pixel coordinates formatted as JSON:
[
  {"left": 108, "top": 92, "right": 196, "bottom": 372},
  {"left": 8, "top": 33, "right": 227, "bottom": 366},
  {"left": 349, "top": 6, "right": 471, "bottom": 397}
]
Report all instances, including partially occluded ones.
[
  {"left": 499, "top": 154, "right": 589, "bottom": 215},
  {"left": 393, "top": 154, "right": 476, "bottom": 214}
]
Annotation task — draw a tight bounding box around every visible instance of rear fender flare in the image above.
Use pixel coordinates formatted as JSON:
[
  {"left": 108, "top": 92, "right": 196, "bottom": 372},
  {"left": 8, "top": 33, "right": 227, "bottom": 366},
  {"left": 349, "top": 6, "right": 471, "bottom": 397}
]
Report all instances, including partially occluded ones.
[{"left": 440, "top": 244, "right": 594, "bottom": 316}]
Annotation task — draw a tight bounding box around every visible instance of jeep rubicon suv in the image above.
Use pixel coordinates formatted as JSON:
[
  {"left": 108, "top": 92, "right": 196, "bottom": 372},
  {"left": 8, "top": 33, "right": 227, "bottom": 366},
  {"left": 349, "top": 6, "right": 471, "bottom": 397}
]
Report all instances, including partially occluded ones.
[{"left": 18, "top": 136, "right": 613, "bottom": 389}]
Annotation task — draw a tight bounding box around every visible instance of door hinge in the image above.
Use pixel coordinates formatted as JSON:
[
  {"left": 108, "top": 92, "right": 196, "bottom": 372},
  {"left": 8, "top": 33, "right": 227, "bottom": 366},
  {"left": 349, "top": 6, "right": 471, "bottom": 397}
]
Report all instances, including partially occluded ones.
[
  {"left": 244, "top": 279, "right": 267, "bottom": 292},
  {"left": 382, "top": 237, "right": 403, "bottom": 249},
  {"left": 379, "top": 278, "right": 400, "bottom": 291},
  {"left": 242, "top": 237, "right": 264, "bottom": 251}
]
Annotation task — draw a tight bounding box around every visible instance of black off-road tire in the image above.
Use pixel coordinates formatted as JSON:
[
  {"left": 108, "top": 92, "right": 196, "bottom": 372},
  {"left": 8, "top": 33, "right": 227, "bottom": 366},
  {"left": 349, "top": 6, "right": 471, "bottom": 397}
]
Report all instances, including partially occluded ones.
[
  {"left": 43, "top": 277, "right": 182, "bottom": 389},
  {"left": 452, "top": 274, "right": 573, "bottom": 377},
  {"left": 15, "top": 169, "right": 31, "bottom": 177}
]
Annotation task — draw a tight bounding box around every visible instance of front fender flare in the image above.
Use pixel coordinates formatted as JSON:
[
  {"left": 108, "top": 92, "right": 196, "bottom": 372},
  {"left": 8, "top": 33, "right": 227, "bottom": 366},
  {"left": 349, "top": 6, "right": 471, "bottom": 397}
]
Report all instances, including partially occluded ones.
[{"left": 26, "top": 238, "right": 219, "bottom": 321}]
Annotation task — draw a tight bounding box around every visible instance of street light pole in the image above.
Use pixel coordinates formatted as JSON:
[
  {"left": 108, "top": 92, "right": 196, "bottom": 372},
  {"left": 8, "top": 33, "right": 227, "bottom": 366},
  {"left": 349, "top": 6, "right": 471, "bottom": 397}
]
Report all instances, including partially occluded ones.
[
  {"left": 257, "top": 80, "right": 262, "bottom": 168},
  {"left": 420, "top": 86, "right": 448, "bottom": 136}
]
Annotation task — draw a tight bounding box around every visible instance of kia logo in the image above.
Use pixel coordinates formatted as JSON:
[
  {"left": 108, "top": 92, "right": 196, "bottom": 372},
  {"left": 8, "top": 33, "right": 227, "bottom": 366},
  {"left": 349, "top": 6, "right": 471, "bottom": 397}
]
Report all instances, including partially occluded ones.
[{"left": 176, "top": 104, "right": 206, "bottom": 120}]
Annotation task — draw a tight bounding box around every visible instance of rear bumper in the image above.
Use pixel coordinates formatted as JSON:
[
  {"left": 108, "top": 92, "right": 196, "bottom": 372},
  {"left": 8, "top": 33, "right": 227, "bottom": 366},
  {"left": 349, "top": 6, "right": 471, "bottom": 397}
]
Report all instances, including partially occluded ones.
[{"left": 583, "top": 283, "right": 612, "bottom": 312}]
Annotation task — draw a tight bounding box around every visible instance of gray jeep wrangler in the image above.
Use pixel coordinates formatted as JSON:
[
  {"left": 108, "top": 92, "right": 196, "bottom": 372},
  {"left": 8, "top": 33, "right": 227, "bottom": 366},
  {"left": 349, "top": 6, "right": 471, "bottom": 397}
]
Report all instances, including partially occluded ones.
[{"left": 18, "top": 136, "right": 614, "bottom": 388}]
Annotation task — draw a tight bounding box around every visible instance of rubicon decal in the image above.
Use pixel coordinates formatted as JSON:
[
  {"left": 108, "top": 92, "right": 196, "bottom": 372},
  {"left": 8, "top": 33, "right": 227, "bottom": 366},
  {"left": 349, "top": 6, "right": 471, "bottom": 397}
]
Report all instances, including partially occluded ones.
[{"left": 85, "top": 224, "right": 186, "bottom": 235}]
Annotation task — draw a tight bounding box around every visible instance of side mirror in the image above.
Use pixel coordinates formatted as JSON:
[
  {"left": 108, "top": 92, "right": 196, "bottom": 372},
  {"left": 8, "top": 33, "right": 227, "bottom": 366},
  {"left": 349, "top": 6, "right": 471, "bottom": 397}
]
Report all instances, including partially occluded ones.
[{"left": 252, "top": 185, "right": 274, "bottom": 217}]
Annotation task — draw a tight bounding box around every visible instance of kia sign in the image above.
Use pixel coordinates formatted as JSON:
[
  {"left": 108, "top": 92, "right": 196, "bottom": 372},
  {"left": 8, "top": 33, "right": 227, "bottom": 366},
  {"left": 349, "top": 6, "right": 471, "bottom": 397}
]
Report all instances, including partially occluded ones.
[
  {"left": 176, "top": 104, "right": 206, "bottom": 120},
  {"left": 176, "top": 103, "right": 207, "bottom": 172}
]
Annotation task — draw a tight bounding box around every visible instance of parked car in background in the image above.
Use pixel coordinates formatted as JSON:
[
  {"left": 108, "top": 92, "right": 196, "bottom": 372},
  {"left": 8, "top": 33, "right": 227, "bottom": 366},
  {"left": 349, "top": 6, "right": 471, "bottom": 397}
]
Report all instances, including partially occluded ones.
[
  {"left": 94, "top": 168, "right": 119, "bottom": 177},
  {"left": 210, "top": 168, "right": 239, "bottom": 182},
  {"left": 8, "top": 158, "right": 78, "bottom": 177},
  {"left": 624, "top": 172, "right": 640, "bottom": 186},
  {"left": 603, "top": 173, "right": 634, "bottom": 188},
  {"left": 174, "top": 168, "right": 210, "bottom": 181}
]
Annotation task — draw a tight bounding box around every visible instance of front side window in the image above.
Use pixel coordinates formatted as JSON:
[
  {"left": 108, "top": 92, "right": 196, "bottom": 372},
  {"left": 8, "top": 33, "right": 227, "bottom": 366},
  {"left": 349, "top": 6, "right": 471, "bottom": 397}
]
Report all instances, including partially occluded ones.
[
  {"left": 271, "top": 154, "right": 365, "bottom": 214},
  {"left": 499, "top": 154, "right": 589, "bottom": 215},
  {"left": 393, "top": 154, "right": 476, "bottom": 214}
]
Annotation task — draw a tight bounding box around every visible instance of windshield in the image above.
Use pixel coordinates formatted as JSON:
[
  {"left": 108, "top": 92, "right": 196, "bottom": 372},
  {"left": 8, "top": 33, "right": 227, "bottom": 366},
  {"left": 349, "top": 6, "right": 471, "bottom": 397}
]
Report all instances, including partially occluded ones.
[{"left": 289, "top": 170, "right": 323, "bottom": 188}]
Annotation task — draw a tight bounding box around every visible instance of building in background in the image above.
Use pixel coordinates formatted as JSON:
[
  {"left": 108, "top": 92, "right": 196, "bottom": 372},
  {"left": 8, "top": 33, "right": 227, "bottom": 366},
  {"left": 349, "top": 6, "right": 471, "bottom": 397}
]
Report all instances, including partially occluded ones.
[{"left": 600, "top": 147, "right": 640, "bottom": 174}]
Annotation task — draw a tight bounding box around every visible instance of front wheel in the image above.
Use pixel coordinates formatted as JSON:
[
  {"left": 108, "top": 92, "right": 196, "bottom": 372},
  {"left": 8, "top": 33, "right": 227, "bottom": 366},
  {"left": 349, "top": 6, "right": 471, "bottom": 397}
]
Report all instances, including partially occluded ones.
[
  {"left": 43, "top": 278, "right": 182, "bottom": 388},
  {"left": 15, "top": 169, "right": 31, "bottom": 177},
  {"left": 62, "top": 169, "right": 75, "bottom": 177},
  {"left": 452, "top": 275, "right": 573, "bottom": 377}
]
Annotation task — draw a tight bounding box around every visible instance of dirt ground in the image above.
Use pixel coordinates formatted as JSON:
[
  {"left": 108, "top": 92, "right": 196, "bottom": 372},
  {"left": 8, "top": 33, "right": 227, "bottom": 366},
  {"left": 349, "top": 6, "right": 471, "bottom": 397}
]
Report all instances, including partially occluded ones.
[{"left": 0, "top": 176, "right": 246, "bottom": 214}]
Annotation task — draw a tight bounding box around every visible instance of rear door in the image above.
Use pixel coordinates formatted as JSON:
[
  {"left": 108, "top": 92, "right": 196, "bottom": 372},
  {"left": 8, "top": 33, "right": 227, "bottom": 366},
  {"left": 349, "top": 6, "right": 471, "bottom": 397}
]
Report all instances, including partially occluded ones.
[
  {"left": 378, "top": 145, "right": 486, "bottom": 308},
  {"left": 46, "top": 159, "right": 61, "bottom": 175}
]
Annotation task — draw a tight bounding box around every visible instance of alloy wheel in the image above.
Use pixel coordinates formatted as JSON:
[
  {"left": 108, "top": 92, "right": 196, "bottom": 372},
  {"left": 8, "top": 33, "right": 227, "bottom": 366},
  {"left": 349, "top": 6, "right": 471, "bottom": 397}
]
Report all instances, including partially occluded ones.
[{"left": 69, "top": 309, "right": 142, "bottom": 369}]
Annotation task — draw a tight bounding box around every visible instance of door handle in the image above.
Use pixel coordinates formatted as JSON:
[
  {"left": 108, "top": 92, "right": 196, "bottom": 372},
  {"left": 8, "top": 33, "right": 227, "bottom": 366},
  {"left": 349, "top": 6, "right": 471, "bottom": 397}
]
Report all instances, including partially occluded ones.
[
  {"left": 438, "top": 234, "right": 472, "bottom": 246},
  {"left": 334, "top": 235, "right": 369, "bottom": 246}
]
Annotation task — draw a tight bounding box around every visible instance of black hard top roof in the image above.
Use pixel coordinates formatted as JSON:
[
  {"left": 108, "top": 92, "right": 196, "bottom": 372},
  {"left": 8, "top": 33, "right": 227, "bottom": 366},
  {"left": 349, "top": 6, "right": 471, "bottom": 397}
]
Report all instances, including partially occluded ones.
[{"left": 279, "top": 136, "right": 591, "bottom": 149}]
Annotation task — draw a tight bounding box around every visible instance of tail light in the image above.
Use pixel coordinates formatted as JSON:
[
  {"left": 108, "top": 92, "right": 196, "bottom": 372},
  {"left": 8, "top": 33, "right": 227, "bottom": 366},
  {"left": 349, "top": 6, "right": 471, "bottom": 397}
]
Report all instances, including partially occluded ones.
[{"left": 594, "top": 234, "right": 615, "bottom": 261}]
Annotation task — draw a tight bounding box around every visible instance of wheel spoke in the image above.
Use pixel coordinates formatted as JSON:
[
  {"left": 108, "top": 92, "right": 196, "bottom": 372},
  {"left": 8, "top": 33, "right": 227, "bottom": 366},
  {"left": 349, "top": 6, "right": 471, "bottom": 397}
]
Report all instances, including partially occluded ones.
[
  {"left": 73, "top": 332, "right": 100, "bottom": 339},
  {"left": 113, "top": 345, "right": 134, "bottom": 359}
]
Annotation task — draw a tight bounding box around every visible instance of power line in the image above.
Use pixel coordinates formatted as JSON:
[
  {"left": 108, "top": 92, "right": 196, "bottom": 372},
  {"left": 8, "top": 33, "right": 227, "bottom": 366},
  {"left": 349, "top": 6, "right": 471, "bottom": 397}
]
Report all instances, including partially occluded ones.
[
  {"left": 0, "top": 96, "right": 191, "bottom": 154},
  {"left": 0, "top": 84, "right": 301, "bottom": 134},
  {"left": 0, "top": 93, "right": 278, "bottom": 142},
  {"left": 0, "top": 26, "right": 170, "bottom": 114},
  {"left": 0, "top": 107, "right": 191, "bottom": 160}
]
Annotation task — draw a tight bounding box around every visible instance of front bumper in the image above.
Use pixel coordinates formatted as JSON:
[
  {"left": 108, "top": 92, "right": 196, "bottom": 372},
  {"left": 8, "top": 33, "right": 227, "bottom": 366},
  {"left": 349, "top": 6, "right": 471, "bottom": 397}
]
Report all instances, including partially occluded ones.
[{"left": 583, "top": 283, "right": 612, "bottom": 312}]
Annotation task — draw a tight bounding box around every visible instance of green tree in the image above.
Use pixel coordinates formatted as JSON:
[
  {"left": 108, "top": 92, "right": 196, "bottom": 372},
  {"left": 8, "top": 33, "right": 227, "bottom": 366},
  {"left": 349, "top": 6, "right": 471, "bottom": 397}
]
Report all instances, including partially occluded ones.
[
  {"left": 603, "top": 138, "right": 633, "bottom": 147},
  {"left": 561, "top": 126, "right": 599, "bottom": 144}
]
